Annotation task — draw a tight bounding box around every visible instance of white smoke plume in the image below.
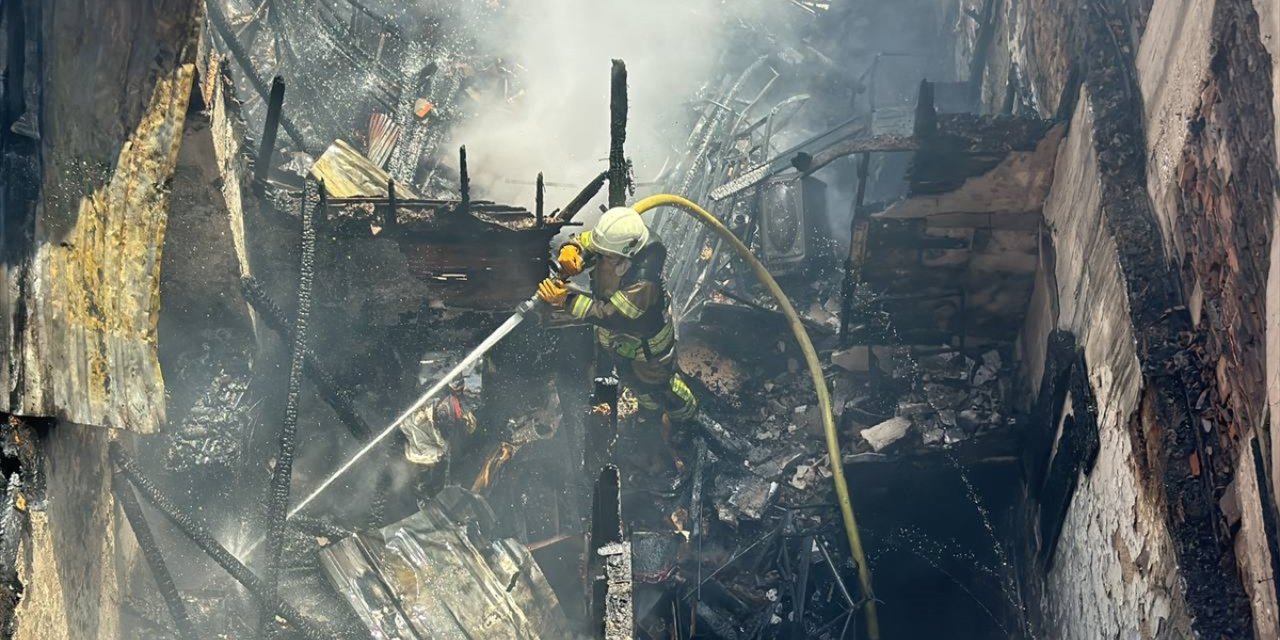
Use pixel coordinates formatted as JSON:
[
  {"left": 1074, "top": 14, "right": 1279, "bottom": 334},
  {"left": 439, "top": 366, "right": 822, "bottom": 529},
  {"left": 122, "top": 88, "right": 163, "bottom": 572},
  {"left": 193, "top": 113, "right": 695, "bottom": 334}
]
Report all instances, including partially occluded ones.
[{"left": 446, "top": 0, "right": 792, "bottom": 214}]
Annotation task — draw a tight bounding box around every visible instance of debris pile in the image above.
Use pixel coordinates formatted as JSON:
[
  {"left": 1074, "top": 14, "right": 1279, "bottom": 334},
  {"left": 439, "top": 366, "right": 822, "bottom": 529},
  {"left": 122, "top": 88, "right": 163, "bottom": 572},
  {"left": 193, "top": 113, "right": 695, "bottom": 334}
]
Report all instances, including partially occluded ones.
[
  {"left": 163, "top": 373, "right": 253, "bottom": 473},
  {"left": 319, "top": 487, "right": 575, "bottom": 638},
  {"left": 840, "top": 346, "right": 1014, "bottom": 452}
]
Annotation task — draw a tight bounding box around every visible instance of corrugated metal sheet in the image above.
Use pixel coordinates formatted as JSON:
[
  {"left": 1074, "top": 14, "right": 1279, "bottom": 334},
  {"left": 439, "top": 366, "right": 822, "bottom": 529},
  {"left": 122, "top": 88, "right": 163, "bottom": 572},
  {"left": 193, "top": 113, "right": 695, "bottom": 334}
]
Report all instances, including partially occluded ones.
[{"left": 310, "top": 139, "right": 423, "bottom": 199}]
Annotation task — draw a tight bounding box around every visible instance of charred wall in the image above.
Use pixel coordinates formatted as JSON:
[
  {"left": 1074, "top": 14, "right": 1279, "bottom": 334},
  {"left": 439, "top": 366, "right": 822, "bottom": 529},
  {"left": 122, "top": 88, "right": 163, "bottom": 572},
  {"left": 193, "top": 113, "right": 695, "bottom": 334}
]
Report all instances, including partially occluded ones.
[
  {"left": 1, "top": 0, "right": 204, "bottom": 432},
  {"left": 0, "top": 1, "right": 244, "bottom": 637},
  {"left": 1261, "top": 4, "right": 1280, "bottom": 573},
  {"left": 1027, "top": 88, "right": 1194, "bottom": 638},
  {"left": 1003, "top": 0, "right": 1280, "bottom": 636},
  {"left": 1164, "top": 0, "right": 1279, "bottom": 633}
]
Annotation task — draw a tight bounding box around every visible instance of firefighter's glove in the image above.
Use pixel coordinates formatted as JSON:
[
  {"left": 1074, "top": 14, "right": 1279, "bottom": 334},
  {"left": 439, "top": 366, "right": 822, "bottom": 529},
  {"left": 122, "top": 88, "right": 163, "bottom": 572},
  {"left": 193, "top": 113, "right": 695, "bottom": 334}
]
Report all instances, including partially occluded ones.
[
  {"left": 537, "top": 278, "right": 568, "bottom": 306},
  {"left": 557, "top": 244, "right": 585, "bottom": 277}
]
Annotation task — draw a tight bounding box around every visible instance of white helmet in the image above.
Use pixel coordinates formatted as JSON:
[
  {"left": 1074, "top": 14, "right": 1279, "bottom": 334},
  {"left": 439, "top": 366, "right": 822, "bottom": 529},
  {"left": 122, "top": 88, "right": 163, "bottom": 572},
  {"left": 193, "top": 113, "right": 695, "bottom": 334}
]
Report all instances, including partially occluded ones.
[{"left": 591, "top": 207, "right": 650, "bottom": 258}]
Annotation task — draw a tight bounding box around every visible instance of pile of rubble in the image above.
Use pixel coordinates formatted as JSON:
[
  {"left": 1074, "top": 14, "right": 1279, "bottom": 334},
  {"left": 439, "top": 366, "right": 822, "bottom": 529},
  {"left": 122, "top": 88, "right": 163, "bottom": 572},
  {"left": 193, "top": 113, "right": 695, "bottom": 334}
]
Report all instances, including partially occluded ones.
[
  {"left": 163, "top": 373, "right": 254, "bottom": 473},
  {"left": 840, "top": 346, "right": 1014, "bottom": 452}
]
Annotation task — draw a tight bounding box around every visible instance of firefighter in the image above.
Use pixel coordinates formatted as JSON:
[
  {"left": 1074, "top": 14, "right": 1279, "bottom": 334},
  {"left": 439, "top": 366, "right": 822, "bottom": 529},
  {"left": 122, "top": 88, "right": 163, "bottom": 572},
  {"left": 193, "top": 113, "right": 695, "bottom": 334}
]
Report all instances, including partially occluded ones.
[{"left": 536, "top": 206, "right": 703, "bottom": 467}]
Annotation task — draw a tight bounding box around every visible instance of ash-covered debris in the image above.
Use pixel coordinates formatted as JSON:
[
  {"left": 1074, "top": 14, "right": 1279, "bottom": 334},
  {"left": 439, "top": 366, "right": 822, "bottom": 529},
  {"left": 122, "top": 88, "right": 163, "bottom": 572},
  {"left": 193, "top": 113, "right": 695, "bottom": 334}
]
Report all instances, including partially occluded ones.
[
  {"left": 163, "top": 373, "right": 254, "bottom": 473},
  {"left": 158, "top": 1, "right": 1034, "bottom": 638},
  {"left": 862, "top": 346, "right": 1014, "bottom": 450},
  {"left": 715, "top": 473, "right": 779, "bottom": 525},
  {"left": 320, "top": 486, "right": 577, "bottom": 639},
  {"left": 595, "top": 298, "right": 1024, "bottom": 634}
]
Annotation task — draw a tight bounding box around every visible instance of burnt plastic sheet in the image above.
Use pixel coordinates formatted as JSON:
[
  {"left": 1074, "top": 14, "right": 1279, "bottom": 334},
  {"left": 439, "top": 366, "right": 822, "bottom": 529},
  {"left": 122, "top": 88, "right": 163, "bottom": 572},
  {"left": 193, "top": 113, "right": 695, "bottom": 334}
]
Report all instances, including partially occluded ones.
[{"left": 319, "top": 489, "right": 573, "bottom": 639}]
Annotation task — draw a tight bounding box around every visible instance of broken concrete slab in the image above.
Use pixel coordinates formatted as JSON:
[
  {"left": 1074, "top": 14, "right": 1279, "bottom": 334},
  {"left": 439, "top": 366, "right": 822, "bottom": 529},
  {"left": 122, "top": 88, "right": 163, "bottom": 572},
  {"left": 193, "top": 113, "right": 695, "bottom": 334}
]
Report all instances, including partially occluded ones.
[{"left": 860, "top": 417, "right": 912, "bottom": 452}]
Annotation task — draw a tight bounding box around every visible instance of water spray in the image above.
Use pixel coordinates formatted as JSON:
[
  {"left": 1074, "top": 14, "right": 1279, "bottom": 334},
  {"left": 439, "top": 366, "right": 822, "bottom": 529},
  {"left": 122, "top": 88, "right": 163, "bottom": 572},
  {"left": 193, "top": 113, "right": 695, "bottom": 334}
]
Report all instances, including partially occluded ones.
[
  {"left": 237, "top": 193, "right": 878, "bottom": 639},
  {"left": 290, "top": 294, "right": 541, "bottom": 519},
  {"left": 234, "top": 292, "right": 544, "bottom": 562}
]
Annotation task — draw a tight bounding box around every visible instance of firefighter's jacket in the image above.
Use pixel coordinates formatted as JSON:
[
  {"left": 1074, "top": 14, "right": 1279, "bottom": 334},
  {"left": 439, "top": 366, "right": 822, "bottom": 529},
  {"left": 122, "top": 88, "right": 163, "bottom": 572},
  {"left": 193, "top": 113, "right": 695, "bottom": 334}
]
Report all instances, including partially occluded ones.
[{"left": 553, "top": 232, "right": 674, "bottom": 362}]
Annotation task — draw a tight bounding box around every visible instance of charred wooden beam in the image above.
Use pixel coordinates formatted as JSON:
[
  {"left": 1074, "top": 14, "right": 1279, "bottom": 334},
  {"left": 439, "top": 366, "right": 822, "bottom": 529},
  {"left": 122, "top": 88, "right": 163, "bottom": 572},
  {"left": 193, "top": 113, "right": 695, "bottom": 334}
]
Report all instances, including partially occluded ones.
[
  {"left": 1031, "top": 342, "right": 1100, "bottom": 570},
  {"left": 841, "top": 152, "right": 873, "bottom": 346},
  {"left": 551, "top": 170, "right": 609, "bottom": 223},
  {"left": 907, "top": 152, "right": 1005, "bottom": 195},
  {"left": 385, "top": 179, "right": 397, "bottom": 230},
  {"left": 608, "top": 60, "right": 630, "bottom": 207},
  {"left": 288, "top": 515, "right": 353, "bottom": 541},
  {"left": 598, "top": 542, "right": 633, "bottom": 640},
  {"left": 1001, "top": 67, "right": 1017, "bottom": 115},
  {"left": 689, "top": 437, "right": 708, "bottom": 542},
  {"left": 205, "top": 0, "right": 310, "bottom": 152},
  {"left": 458, "top": 145, "right": 470, "bottom": 214},
  {"left": 111, "top": 473, "right": 199, "bottom": 640},
  {"left": 535, "top": 173, "right": 545, "bottom": 227},
  {"left": 240, "top": 276, "right": 372, "bottom": 441},
  {"left": 109, "top": 444, "right": 343, "bottom": 640},
  {"left": 913, "top": 80, "right": 937, "bottom": 139},
  {"left": 253, "top": 76, "right": 286, "bottom": 189},
  {"left": 789, "top": 535, "right": 815, "bottom": 638},
  {"left": 965, "top": 0, "right": 998, "bottom": 104},
  {"left": 587, "top": 466, "right": 629, "bottom": 639},
  {"left": 583, "top": 377, "right": 618, "bottom": 483},
  {"left": 342, "top": 0, "right": 404, "bottom": 39},
  {"left": 262, "top": 179, "right": 318, "bottom": 633}
]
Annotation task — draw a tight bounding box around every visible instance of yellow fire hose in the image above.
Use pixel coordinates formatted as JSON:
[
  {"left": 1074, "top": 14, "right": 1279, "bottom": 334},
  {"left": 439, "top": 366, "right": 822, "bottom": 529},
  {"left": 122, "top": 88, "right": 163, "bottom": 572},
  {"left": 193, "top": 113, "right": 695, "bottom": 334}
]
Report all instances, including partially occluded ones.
[{"left": 633, "top": 194, "right": 879, "bottom": 639}]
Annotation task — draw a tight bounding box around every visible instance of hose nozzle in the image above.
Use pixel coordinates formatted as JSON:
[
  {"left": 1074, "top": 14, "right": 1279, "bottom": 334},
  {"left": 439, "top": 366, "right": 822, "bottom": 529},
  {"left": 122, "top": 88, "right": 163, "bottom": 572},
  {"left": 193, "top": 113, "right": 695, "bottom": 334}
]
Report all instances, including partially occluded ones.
[{"left": 515, "top": 294, "right": 544, "bottom": 315}]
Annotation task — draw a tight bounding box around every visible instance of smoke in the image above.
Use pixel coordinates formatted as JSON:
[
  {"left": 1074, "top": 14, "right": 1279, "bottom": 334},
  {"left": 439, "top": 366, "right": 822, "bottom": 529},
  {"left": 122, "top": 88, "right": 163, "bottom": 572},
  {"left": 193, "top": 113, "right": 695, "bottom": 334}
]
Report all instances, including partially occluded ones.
[{"left": 446, "top": 0, "right": 789, "bottom": 211}]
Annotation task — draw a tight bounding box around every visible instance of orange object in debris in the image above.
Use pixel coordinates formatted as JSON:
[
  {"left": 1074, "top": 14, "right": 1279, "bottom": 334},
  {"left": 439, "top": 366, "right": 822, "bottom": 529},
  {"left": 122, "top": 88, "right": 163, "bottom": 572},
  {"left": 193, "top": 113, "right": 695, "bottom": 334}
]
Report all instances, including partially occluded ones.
[
  {"left": 414, "top": 99, "right": 434, "bottom": 119},
  {"left": 471, "top": 442, "right": 517, "bottom": 494}
]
